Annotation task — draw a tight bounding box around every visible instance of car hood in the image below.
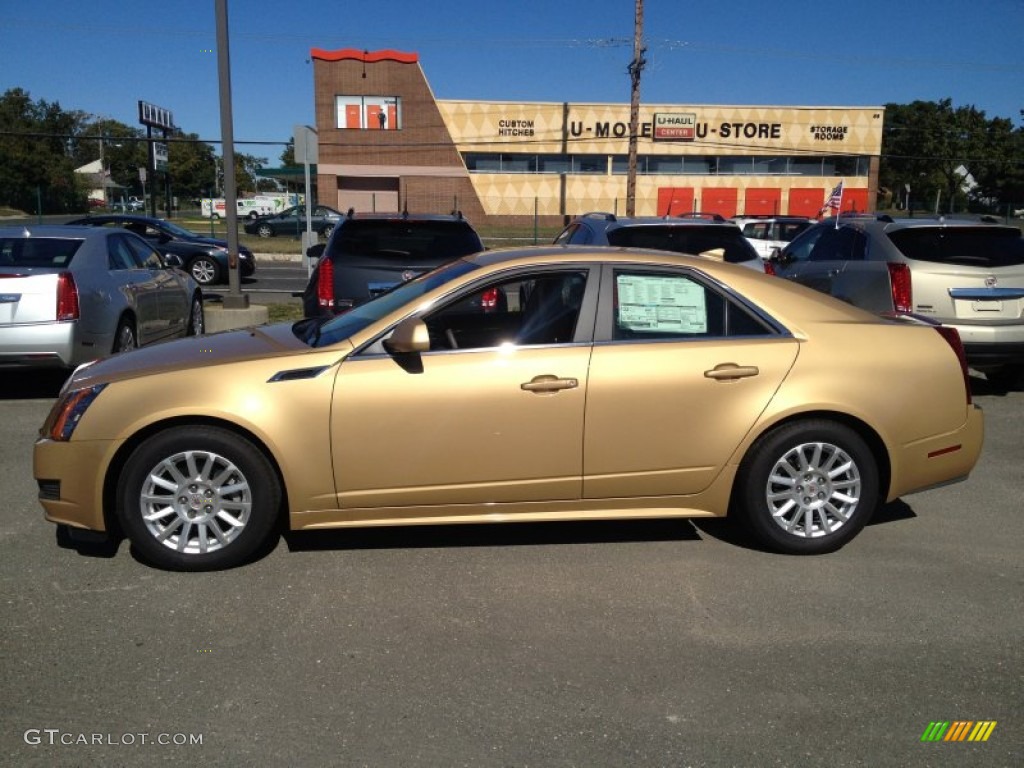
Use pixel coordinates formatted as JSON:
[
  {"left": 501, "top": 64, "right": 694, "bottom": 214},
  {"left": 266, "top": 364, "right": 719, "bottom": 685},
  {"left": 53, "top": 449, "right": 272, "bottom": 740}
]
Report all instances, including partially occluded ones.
[{"left": 63, "top": 323, "right": 352, "bottom": 390}]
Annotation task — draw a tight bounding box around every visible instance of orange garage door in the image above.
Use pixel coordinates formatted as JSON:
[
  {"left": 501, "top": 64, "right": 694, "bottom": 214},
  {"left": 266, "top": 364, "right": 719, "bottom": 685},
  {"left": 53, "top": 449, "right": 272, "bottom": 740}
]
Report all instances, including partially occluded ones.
[
  {"left": 657, "top": 187, "right": 694, "bottom": 216},
  {"left": 702, "top": 188, "right": 738, "bottom": 219}
]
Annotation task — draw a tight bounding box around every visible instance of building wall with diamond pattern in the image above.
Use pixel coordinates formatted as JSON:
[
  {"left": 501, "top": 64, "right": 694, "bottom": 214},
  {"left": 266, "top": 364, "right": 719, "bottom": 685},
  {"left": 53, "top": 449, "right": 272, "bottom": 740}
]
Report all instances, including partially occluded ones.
[{"left": 313, "top": 49, "right": 883, "bottom": 226}]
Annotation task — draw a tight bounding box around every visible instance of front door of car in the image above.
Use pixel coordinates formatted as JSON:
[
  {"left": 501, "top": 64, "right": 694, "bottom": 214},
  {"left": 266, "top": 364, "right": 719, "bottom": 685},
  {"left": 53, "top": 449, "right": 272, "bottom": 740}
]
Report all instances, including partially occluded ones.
[
  {"left": 330, "top": 267, "right": 598, "bottom": 512},
  {"left": 582, "top": 265, "right": 799, "bottom": 498}
]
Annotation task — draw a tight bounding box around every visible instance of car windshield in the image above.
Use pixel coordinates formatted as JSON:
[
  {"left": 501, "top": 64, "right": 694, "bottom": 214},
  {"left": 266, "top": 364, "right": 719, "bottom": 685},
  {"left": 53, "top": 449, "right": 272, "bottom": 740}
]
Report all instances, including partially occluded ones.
[
  {"left": 0, "top": 237, "right": 83, "bottom": 267},
  {"left": 607, "top": 225, "right": 759, "bottom": 263},
  {"left": 887, "top": 226, "right": 1024, "bottom": 268},
  {"left": 329, "top": 220, "right": 484, "bottom": 262},
  {"left": 301, "top": 258, "right": 482, "bottom": 347}
]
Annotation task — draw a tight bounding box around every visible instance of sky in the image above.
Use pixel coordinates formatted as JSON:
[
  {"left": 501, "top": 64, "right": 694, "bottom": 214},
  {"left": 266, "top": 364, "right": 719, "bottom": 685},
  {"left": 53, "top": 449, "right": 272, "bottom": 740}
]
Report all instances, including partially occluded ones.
[{"left": 3, "top": 0, "right": 1022, "bottom": 165}]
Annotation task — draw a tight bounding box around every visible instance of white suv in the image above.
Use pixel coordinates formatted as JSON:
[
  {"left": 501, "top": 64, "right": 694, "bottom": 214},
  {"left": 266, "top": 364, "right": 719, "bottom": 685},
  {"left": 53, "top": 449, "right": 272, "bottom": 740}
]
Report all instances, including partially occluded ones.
[{"left": 731, "top": 216, "right": 815, "bottom": 259}]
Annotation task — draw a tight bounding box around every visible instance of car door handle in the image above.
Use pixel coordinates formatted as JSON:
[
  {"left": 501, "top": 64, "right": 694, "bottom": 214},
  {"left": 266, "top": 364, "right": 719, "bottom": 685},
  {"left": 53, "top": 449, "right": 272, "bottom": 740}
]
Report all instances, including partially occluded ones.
[
  {"left": 521, "top": 375, "right": 579, "bottom": 393},
  {"left": 829, "top": 269, "right": 841, "bottom": 277},
  {"left": 704, "top": 364, "right": 760, "bottom": 381}
]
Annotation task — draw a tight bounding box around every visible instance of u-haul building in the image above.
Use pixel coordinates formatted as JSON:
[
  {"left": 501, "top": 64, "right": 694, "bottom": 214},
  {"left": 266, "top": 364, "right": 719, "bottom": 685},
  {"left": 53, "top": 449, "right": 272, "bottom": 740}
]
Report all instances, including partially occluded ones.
[{"left": 312, "top": 48, "right": 883, "bottom": 226}]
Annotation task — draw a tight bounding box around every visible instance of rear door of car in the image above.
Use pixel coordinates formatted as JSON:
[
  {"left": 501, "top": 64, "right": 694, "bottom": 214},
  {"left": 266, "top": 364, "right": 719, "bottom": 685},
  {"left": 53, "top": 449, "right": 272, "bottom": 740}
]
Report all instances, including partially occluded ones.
[
  {"left": 106, "top": 233, "right": 165, "bottom": 343},
  {"left": 583, "top": 265, "right": 798, "bottom": 498},
  {"left": 123, "top": 233, "right": 189, "bottom": 337},
  {"left": 777, "top": 224, "right": 874, "bottom": 305}
]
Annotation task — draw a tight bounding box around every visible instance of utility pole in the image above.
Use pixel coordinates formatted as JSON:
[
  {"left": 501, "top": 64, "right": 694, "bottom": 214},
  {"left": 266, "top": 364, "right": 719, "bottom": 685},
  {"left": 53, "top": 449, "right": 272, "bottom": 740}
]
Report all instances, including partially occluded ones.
[
  {"left": 215, "top": 0, "right": 248, "bottom": 309},
  {"left": 626, "top": 0, "right": 646, "bottom": 217}
]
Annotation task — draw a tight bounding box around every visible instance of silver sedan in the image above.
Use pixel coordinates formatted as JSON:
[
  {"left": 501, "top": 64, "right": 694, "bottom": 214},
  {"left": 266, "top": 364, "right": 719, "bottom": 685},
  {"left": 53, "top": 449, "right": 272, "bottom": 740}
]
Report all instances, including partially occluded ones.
[{"left": 0, "top": 225, "right": 203, "bottom": 370}]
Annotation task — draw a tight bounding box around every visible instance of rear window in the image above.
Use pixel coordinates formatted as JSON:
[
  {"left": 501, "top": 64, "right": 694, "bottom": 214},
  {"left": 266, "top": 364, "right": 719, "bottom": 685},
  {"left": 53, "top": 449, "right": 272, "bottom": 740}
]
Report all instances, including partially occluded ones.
[
  {"left": 607, "top": 224, "right": 759, "bottom": 264},
  {"left": 0, "top": 237, "right": 83, "bottom": 268},
  {"left": 329, "top": 220, "right": 484, "bottom": 263},
  {"left": 887, "top": 226, "right": 1024, "bottom": 268}
]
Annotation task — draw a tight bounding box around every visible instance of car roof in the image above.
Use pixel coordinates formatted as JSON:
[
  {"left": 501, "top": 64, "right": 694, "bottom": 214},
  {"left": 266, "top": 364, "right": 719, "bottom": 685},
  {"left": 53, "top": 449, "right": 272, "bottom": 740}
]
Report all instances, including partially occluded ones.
[
  {"left": 0, "top": 225, "right": 102, "bottom": 239},
  {"left": 823, "top": 214, "right": 1020, "bottom": 234},
  {"left": 67, "top": 214, "right": 169, "bottom": 225}
]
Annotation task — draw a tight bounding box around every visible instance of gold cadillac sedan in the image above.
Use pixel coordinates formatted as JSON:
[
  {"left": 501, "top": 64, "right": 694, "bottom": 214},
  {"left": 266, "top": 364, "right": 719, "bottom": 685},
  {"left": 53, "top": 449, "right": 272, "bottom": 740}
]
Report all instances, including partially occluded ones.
[{"left": 34, "top": 246, "right": 984, "bottom": 571}]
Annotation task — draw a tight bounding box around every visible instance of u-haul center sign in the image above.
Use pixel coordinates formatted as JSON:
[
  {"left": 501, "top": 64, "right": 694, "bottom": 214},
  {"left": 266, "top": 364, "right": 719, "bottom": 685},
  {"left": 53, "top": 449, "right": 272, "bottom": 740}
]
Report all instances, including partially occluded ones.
[{"left": 653, "top": 113, "right": 697, "bottom": 141}]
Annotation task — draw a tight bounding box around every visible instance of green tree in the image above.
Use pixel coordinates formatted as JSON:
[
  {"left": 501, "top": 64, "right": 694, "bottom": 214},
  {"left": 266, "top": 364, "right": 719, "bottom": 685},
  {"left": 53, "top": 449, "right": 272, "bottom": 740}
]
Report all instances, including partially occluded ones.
[
  {"left": 880, "top": 99, "right": 1021, "bottom": 214},
  {"left": 279, "top": 138, "right": 295, "bottom": 166},
  {"left": 0, "top": 88, "right": 87, "bottom": 213}
]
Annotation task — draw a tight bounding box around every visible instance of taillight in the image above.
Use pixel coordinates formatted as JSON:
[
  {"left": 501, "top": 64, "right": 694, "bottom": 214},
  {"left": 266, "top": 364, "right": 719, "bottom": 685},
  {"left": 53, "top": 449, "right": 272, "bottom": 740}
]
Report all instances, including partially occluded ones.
[
  {"left": 316, "top": 257, "right": 334, "bottom": 310},
  {"left": 481, "top": 287, "right": 499, "bottom": 309},
  {"left": 56, "top": 272, "right": 79, "bottom": 321},
  {"left": 934, "top": 326, "right": 972, "bottom": 405},
  {"left": 887, "top": 262, "right": 912, "bottom": 313},
  {"left": 762, "top": 260, "right": 776, "bottom": 276}
]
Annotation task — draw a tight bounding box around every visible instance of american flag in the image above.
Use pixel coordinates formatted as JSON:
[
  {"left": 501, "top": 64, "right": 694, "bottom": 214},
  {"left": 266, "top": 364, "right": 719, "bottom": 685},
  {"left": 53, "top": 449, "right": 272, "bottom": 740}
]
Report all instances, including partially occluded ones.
[{"left": 820, "top": 181, "right": 844, "bottom": 215}]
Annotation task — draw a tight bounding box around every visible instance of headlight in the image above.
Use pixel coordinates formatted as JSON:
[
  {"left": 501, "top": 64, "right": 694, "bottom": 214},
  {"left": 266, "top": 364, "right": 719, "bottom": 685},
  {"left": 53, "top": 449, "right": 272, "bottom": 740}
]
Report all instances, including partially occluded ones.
[{"left": 46, "top": 384, "right": 107, "bottom": 441}]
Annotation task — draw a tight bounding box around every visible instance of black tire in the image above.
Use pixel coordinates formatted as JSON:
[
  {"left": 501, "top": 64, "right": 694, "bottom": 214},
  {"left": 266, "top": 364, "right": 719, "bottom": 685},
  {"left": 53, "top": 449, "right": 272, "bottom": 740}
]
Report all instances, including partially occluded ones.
[
  {"left": 985, "top": 364, "right": 1024, "bottom": 391},
  {"left": 116, "top": 426, "right": 281, "bottom": 571},
  {"left": 187, "top": 293, "right": 204, "bottom": 335},
  {"left": 113, "top": 317, "right": 137, "bottom": 354},
  {"left": 248, "top": 211, "right": 259, "bottom": 221},
  {"left": 256, "top": 223, "right": 273, "bottom": 239},
  {"left": 322, "top": 224, "right": 335, "bottom": 239},
  {"left": 188, "top": 255, "right": 221, "bottom": 286},
  {"left": 737, "top": 420, "right": 879, "bottom": 555},
  {"left": 211, "top": 213, "right": 220, "bottom": 221}
]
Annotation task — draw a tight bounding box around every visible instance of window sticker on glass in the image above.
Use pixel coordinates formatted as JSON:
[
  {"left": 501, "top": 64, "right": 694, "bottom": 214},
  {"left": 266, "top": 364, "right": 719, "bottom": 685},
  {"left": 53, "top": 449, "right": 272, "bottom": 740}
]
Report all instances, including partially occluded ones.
[{"left": 617, "top": 274, "right": 707, "bottom": 333}]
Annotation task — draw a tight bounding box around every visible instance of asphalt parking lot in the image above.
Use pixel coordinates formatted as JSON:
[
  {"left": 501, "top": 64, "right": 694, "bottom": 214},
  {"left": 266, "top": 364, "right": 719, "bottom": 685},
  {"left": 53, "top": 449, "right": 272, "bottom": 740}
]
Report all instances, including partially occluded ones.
[{"left": 1, "top": 373, "right": 1021, "bottom": 767}]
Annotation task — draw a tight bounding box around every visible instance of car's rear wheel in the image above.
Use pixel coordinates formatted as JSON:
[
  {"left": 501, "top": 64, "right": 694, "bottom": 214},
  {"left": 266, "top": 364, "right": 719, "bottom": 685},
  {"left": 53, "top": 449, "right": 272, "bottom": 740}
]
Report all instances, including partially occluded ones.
[
  {"left": 737, "top": 420, "right": 878, "bottom": 554},
  {"left": 189, "top": 255, "right": 220, "bottom": 286},
  {"left": 116, "top": 426, "right": 281, "bottom": 571},
  {"left": 187, "top": 294, "right": 204, "bottom": 335},
  {"left": 256, "top": 224, "right": 273, "bottom": 238},
  {"left": 113, "top": 318, "right": 137, "bottom": 354},
  {"left": 322, "top": 224, "right": 335, "bottom": 238}
]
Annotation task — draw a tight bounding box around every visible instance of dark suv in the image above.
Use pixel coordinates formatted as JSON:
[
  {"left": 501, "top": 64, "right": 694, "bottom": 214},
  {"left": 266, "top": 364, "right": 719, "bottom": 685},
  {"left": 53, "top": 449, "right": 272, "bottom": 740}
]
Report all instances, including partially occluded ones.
[
  {"left": 301, "top": 211, "right": 484, "bottom": 318},
  {"left": 772, "top": 213, "right": 1024, "bottom": 386},
  {"left": 554, "top": 212, "right": 768, "bottom": 273}
]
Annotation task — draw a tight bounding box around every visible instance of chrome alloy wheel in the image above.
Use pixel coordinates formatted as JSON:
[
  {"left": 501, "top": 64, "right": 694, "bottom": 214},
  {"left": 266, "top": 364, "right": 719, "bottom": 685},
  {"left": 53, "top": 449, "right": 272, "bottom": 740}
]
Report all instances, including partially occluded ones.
[
  {"left": 765, "top": 441, "right": 862, "bottom": 538},
  {"left": 139, "top": 449, "right": 252, "bottom": 554}
]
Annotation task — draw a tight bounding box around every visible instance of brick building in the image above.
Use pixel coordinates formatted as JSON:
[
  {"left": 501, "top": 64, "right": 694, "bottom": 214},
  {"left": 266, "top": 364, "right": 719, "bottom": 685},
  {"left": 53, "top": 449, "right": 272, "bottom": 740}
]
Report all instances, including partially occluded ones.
[{"left": 312, "top": 48, "right": 883, "bottom": 226}]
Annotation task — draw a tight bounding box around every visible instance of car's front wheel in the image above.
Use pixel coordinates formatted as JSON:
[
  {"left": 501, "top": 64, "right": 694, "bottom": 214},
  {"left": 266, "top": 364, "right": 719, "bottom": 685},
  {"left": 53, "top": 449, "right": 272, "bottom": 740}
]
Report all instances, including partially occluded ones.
[
  {"left": 188, "top": 255, "right": 221, "bottom": 285},
  {"left": 116, "top": 426, "right": 281, "bottom": 571},
  {"left": 737, "top": 420, "right": 879, "bottom": 554}
]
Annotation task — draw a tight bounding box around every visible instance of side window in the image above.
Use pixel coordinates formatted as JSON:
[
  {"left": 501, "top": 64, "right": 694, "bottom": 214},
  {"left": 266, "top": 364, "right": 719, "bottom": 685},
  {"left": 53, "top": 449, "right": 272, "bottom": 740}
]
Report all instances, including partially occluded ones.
[
  {"left": 108, "top": 235, "right": 143, "bottom": 270},
  {"left": 423, "top": 270, "right": 589, "bottom": 351},
  {"left": 807, "top": 226, "right": 867, "bottom": 262},
  {"left": 610, "top": 269, "right": 772, "bottom": 340},
  {"left": 124, "top": 234, "right": 165, "bottom": 269},
  {"left": 747, "top": 223, "right": 769, "bottom": 240},
  {"left": 784, "top": 226, "right": 827, "bottom": 262}
]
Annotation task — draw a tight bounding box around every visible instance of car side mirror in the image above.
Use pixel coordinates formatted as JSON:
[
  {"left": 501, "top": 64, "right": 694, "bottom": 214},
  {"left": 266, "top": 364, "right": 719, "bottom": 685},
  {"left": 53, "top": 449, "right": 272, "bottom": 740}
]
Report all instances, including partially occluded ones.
[
  {"left": 384, "top": 317, "right": 430, "bottom": 354},
  {"left": 769, "top": 247, "right": 790, "bottom": 265},
  {"left": 306, "top": 243, "right": 326, "bottom": 261}
]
